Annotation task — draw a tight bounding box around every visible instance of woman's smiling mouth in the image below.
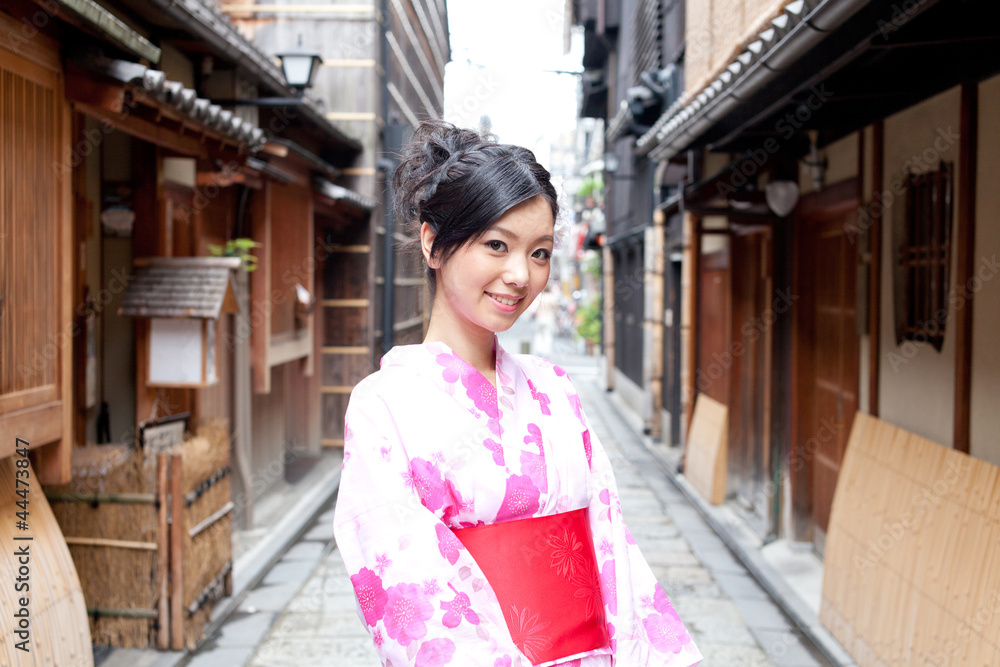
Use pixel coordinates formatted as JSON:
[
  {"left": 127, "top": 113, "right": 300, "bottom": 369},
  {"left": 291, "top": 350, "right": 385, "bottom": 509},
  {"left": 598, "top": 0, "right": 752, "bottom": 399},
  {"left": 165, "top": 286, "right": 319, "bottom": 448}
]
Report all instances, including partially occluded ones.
[{"left": 486, "top": 292, "right": 521, "bottom": 307}]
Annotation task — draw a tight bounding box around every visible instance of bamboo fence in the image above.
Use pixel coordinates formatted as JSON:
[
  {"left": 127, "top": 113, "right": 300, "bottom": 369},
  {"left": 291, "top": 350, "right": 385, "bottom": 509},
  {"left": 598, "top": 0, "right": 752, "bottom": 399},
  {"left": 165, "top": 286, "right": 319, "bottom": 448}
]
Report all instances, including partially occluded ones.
[
  {"left": 821, "top": 412, "right": 1000, "bottom": 666},
  {"left": 45, "top": 420, "right": 233, "bottom": 650}
]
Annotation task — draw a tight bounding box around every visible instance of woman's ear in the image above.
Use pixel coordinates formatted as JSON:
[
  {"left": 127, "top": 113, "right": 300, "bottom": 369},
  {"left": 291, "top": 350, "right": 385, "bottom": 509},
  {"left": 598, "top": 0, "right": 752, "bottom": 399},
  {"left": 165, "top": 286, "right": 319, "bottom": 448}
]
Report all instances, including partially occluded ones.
[{"left": 420, "top": 222, "right": 440, "bottom": 269}]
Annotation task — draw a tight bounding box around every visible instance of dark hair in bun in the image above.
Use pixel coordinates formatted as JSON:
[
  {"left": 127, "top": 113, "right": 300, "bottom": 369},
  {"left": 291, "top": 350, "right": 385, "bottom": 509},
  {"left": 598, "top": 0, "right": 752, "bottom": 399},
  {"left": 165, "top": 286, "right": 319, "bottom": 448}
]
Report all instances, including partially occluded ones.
[{"left": 393, "top": 119, "right": 559, "bottom": 293}]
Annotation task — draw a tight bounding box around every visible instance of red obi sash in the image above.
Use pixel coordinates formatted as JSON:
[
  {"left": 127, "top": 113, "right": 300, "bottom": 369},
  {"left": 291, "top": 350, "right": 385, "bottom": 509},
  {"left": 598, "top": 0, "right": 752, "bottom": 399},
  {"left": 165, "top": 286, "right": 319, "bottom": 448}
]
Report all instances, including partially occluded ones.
[{"left": 453, "top": 508, "right": 609, "bottom": 665}]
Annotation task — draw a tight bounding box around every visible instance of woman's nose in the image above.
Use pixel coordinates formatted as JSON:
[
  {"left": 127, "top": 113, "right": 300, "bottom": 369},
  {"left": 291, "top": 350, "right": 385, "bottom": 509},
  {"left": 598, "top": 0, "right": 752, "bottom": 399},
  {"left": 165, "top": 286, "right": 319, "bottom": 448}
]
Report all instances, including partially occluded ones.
[{"left": 502, "top": 254, "right": 530, "bottom": 287}]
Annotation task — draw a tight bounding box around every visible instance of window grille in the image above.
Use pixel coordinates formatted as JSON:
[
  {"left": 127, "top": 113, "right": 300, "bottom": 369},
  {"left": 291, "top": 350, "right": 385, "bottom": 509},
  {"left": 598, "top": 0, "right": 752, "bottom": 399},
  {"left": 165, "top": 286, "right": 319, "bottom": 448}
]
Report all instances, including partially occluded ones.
[{"left": 899, "top": 162, "right": 953, "bottom": 350}]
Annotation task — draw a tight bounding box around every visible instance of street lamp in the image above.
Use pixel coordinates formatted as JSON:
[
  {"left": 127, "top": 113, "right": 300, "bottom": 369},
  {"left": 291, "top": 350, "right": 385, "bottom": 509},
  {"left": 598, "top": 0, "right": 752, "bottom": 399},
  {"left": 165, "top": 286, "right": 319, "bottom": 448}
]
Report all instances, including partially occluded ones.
[
  {"left": 214, "top": 38, "right": 323, "bottom": 107},
  {"left": 277, "top": 39, "right": 323, "bottom": 95}
]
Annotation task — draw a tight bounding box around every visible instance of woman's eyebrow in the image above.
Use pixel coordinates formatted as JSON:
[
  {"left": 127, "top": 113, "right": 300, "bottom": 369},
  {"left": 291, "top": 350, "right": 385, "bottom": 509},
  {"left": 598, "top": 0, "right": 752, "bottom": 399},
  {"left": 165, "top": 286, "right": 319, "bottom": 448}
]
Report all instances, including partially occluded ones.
[{"left": 492, "top": 226, "right": 554, "bottom": 244}]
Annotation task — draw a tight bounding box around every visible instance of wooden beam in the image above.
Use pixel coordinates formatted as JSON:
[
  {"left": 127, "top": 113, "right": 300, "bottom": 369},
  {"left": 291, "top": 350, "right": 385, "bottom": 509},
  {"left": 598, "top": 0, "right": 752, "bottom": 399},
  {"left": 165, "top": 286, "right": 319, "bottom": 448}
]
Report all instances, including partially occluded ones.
[
  {"left": 156, "top": 455, "right": 170, "bottom": 649},
  {"left": 953, "top": 84, "right": 977, "bottom": 454},
  {"left": 251, "top": 182, "right": 272, "bottom": 394},
  {"left": 869, "top": 121, "right": 884, "bottom": 417},
  {"left": 321, "top": 59, "right": 377, "bottom": 68},
  {"left": 170, "top": 454, "right": 184, "bottom": 650},
  {"left": 73, "top": 101, "right": 208, "bottom": 158},
  {"left": 321, "top": 346, "right": 370, "bottom": 355},
  {"left": 222, "top": 4, "right": 375, "bottom": 13},
  {"left": 325, "top": 112, "right": 378, "bottom": 122},
  {"left": 64, "top": 536, "right": 158, "bottom": 550},
  {"left": 0, "top": 403, "right": 63, "bottom": 457},
  {"left": 322, "top": 298, "right": 370, "bottom": 307}
]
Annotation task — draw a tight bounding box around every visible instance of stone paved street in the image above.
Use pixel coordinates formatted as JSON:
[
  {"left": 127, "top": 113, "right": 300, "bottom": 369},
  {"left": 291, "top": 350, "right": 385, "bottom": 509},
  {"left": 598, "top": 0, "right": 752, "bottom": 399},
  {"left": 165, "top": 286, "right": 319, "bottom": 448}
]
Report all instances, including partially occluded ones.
[{"left": 186, "top": 334, "right": 831, "bottom": 666}]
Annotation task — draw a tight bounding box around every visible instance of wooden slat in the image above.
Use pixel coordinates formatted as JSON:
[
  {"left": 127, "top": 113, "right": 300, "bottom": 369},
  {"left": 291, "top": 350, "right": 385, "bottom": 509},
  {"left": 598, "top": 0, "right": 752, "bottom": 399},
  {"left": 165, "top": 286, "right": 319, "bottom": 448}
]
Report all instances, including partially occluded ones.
[
  {"left": 0, "top": 385, "right": 59, "bottom": 415},
  {"left": 322, "top": 346, "right": 370, "bottom": 355},
  {"left": 340, "top": 168, "right": 377, "bottom": 177},
  {"left": 0, "top": 403, "right": 63, "bottom": 455},
  {"left": 157, "top": 454, "right": 170, "bottom": 650},
  {"left": 325, "top": 112, "right": 378, "bottom": 122},
  {"left": 821, "top": 413, "right": 1000, "bottom": 665},
  {"left": 320, "top": 386, "right": 355, "bottom": 394},
  {"left": 322, "top": 298, "right": 370, "bottom": 307},
  {"left": 251, "top": 182, "right": 271, "bottom": 394},
  {"left": 65, "top": 536, "right": 158, "bottom": 551},
  {"left": 188, "top": 501, "right": 235, "bottom": 538},
  {"left": 867, "top": 122, "right": 882, "bottom": 418},
  {"left": 170, "top": 455, "right": 184, "bottom": 651},
  {"left": 222, "top": 3, "right": 374, "bottom": 13},
  {"left": 323, "top": 244, "right": 371, "bottom": 254},
  {"left": 322, "top": 438, "right": 346, "bottom": 447},
  {"left": 322, "top": 59, "right": 377, "bottom": 68}
]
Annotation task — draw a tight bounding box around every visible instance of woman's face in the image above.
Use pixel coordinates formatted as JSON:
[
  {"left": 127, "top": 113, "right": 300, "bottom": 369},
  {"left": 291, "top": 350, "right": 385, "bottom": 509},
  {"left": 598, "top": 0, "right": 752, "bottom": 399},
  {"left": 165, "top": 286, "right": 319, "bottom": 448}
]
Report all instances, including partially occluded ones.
[{"left": 422, "top": 195, "right": 555, "bottom": 337}]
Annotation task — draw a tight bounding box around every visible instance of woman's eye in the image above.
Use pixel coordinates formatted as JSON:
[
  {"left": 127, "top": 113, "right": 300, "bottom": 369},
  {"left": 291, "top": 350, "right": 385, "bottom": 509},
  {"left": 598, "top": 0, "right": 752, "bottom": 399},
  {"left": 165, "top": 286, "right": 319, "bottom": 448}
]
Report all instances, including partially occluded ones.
[
  {"left": 487, "top": 240, "right": 506, "bottom": 252},
  {"left": 533, "top": 248, "right": 552, "bottom": 260}
]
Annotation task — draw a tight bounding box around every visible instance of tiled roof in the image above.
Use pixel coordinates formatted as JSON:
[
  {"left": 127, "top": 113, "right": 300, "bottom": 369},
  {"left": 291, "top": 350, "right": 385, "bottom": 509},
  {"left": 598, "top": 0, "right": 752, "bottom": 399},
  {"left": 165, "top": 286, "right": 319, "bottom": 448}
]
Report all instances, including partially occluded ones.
[
  {"left": 119, "top": 257, "right": 241, "bottom": 319},
  {"left": 96, "top": 58, "right": 267, "bottom": 151}
]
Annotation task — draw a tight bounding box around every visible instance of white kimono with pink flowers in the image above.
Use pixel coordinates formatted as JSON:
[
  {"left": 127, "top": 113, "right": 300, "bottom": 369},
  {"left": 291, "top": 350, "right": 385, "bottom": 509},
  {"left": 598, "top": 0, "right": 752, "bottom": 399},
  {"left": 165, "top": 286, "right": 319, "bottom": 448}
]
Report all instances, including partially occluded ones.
[{"left": 333, "top": 338, "right": 702, "bottom": 667}]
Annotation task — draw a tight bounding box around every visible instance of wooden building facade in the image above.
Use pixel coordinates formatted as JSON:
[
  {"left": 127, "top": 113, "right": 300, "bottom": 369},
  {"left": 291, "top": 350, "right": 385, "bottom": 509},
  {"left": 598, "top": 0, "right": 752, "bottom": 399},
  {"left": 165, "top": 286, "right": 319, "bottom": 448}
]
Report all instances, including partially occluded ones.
[
  {"left": 0, "top": 0, "right": 377, "bottom": 656},
  {"left": 585, "top": 0, "right": 1000, "bottom": 662},
  {"left": 228, "top": 0, "right": 450, "bottom": 450}
]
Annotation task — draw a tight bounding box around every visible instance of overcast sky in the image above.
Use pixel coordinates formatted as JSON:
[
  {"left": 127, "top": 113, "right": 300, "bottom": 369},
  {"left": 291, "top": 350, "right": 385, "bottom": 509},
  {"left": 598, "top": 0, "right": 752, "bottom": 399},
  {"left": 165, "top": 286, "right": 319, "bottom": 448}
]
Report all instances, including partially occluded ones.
[{"left": 443, "top": 0, "right": 584, "bottom": 156}]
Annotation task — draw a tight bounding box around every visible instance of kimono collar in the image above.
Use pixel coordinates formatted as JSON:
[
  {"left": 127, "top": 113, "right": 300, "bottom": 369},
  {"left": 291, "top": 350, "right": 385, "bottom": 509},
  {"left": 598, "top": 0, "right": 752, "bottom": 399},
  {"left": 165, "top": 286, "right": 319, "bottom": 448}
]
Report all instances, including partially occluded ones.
[
  {"left": 379, "top": 335, "right": 515, "bottom": 428},
  {"left": 380, "top": 334, "right": 509, "bottom": 380}
]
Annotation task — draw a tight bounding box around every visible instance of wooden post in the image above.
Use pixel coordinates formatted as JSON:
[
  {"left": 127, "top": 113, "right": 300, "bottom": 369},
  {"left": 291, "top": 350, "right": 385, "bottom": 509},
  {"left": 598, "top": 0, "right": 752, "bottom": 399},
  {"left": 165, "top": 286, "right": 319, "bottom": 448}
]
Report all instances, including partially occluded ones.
[
  {"left": 953, "top": 84, "right": 977, "bottom": 454},
  {"left": 869, "top": 121, "right": 883, "bottom": 417},
  {"left": 251, "top": 181, "right": 272, "bottom": 394},
  {"left": 156, "top": 453, "right": 170, "bottom": 650},
  {"left": 683, "top": 212, "right": 702, "bottom": 444},
  {"left": 170, "top": 454, "right": 184, "bottom": 650},
  {"left": 602, "top": 244, "right": 615, "bottom": 391},
  {"left": 649, "top": 211, "right": 666, "bottom": 441}
]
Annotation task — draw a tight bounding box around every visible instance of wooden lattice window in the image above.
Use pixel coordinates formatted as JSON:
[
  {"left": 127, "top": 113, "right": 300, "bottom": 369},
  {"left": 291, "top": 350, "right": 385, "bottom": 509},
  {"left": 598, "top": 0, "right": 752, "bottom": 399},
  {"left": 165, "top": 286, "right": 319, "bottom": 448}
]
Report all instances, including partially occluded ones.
[{"left": 898, "top": 162, "right": 953, "bottom": 350}]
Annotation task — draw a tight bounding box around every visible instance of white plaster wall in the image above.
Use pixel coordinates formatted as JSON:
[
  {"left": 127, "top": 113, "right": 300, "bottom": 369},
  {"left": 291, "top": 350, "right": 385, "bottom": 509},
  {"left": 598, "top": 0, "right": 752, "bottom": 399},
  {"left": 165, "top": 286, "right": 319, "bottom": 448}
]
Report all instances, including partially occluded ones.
[
  {"left": 822, "top": 132, "right": 858, "bottom": 189},
  {"left": 970, "top": 74, "right": 1000, "bottom": 466},
  {"left": 879, "top": 87, "right": 962, "bottom": 448}
]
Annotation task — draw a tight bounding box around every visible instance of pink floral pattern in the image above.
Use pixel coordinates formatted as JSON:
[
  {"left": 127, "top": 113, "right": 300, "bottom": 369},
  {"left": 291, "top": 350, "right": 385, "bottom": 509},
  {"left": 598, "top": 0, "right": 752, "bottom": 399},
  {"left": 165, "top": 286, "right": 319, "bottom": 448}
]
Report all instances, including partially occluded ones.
[
  {"left": 435, "top": 524, "right": 463, "bottom": 565},
  {"left": 415, "top": 638, "right": 456, "bottom": 666},
  {"left": 495, "top": 474, "right": 541, "bottom": 523},
  {"left": 440, "top": 583, "right": 480, "bottom": 628},
  {"left": 383, "top": 582, "right": 434, "bottom": 646},
  {"left": 350, "top": 567, "right": 387, "bottom": 626},
  {"left": 334, "top": 336, "right": 701, "bottom": 666},
  {"left": 528, "top": 379, "right": 552, "bottom": 415},
  {"left": 483, "top": 437, "right": 504, "bottom": 466}
]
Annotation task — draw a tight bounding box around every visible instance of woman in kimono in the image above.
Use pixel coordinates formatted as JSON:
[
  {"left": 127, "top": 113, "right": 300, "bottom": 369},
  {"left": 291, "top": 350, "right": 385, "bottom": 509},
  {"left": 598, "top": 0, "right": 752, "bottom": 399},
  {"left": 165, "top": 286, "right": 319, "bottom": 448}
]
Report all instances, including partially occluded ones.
[{"left": 334, "top": 120, "right": 702, "bottom": 667}]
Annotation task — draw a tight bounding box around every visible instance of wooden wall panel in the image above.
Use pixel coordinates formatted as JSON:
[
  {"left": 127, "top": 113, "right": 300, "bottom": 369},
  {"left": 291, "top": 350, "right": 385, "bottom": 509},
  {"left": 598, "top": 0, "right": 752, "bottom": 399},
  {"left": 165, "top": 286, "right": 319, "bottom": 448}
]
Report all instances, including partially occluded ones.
[
  {"left": 324, "top": 307, "right": 369, "bottom": 347},
  {"left": 321, "top": 354, "right": 374, "bottom": 388},
  {"left": 323, "top": 252, "right": 369, "bottom": 299},
  {"left": 821, "top": 413, "right": 1000, "bottom": 666},
  {"left": 268, "top": 181, "right": 312, "bottom": 337}
]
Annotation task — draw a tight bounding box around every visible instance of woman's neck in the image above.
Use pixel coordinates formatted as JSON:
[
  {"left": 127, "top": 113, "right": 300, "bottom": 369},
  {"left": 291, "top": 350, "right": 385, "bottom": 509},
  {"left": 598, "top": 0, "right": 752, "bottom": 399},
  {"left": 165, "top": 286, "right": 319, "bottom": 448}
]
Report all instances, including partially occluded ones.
[{"left": 423, "top": 306, "right": 496, "bottom": 381}]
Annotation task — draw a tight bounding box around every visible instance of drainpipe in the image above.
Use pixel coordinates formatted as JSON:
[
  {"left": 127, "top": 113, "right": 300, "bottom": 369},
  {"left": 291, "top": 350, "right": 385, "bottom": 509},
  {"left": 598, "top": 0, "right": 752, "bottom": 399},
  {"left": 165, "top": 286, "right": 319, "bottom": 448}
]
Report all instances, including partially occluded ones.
[{"left": 379, "top": 0, "right": 395, "bottom": 355}]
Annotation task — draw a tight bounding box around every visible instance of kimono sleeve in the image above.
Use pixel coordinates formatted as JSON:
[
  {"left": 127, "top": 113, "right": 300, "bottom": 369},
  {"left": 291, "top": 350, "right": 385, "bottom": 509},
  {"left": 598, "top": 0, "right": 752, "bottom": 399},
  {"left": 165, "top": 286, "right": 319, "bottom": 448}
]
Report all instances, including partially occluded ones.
[
  {"left": 333, "top": 379, "right": 528, "bottom": 667},
  {"left": 573, "top": 390, "right": 703, "bottom": 666}
]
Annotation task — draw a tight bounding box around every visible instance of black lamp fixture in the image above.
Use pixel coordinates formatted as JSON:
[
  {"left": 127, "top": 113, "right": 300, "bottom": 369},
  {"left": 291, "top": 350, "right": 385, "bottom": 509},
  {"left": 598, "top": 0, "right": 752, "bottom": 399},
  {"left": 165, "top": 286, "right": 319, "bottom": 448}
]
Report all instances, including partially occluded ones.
[{"left": 215, "top": 36, "right": 322, "bottom": 107}]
